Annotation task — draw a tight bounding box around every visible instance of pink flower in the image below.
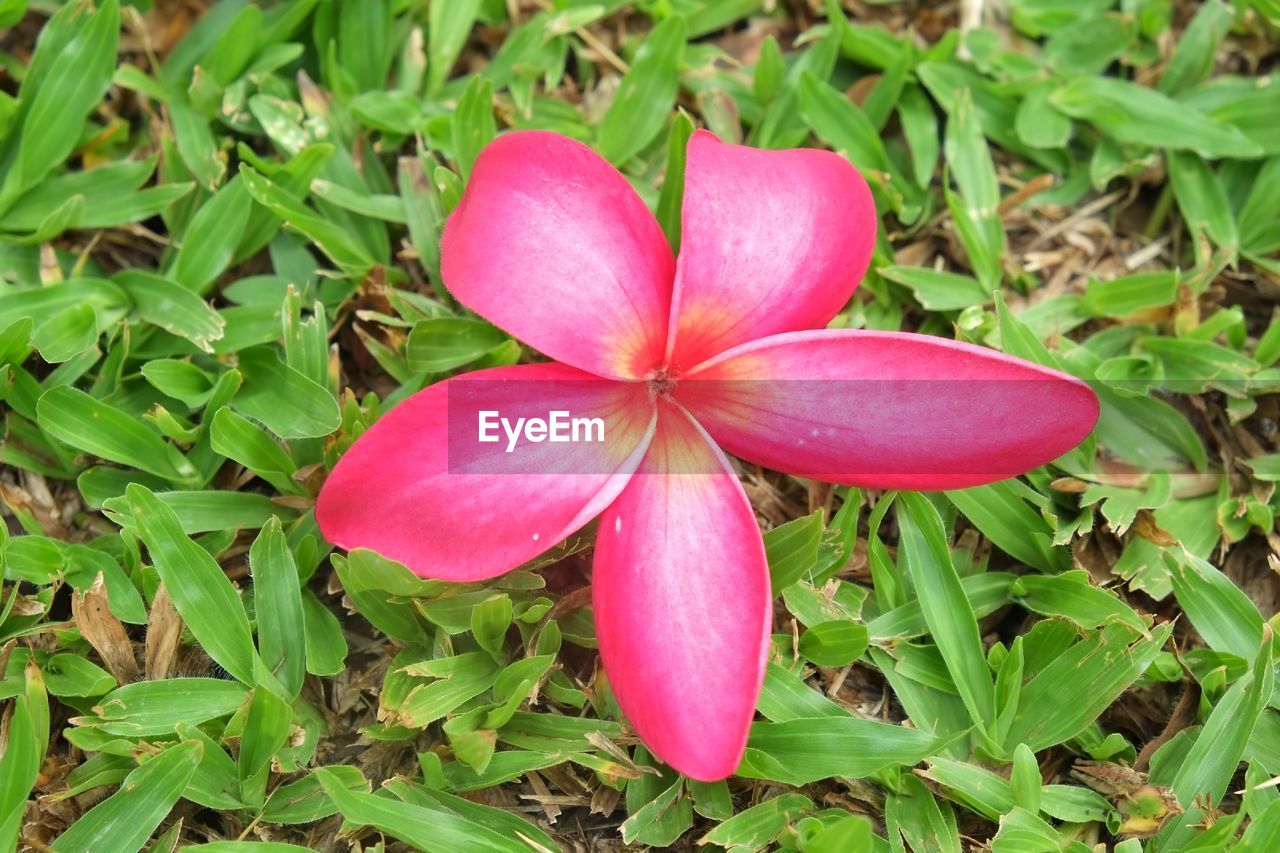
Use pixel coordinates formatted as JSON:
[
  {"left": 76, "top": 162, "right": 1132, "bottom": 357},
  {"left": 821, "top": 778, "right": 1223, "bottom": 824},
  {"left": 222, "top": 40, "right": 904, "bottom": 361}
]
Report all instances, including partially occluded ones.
[{"left": 316, "top": 130, "right": 1098, "bottom": 781}]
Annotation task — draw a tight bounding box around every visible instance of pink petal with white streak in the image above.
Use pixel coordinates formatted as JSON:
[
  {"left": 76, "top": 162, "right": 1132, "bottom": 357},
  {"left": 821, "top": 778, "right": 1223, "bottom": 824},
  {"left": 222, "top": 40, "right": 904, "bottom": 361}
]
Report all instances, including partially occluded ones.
[
  {"left": 317, "top": 364, "right": 655, "bottom": 581},
  {"left": 665, "top": 131, "right": 877, "bottom": 372},
  {"left": 678, "top": 330, "right": 1099, "bottom": 490},
  {"left": 593, "top": 400, "right": 771, "bottom": 781},
  {"left": 442, "top": 131, "right": 674, "bottom": 379}
]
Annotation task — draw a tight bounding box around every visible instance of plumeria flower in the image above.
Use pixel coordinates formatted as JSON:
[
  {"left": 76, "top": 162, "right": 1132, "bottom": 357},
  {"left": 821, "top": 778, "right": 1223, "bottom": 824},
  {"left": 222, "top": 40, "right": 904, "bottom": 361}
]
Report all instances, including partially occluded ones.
[{"left": 316, "top": 130, "right": 1098, "bottom": 781}]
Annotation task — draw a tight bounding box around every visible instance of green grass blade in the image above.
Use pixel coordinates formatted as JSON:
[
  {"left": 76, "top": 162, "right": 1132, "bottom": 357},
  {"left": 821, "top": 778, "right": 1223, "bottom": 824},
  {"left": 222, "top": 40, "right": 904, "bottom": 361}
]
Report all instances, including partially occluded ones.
[
  {"left": 250, "top": 518, "right": 307, "bottom": 699},
  {"left": 123, "top": 483, "right": 257, "bottom": 684},
  {"left": 897, "top": 492, "right": 996, "bottom": 733},
  {"left": 51, "top": 740, "right": 202, "bottom": 853}
]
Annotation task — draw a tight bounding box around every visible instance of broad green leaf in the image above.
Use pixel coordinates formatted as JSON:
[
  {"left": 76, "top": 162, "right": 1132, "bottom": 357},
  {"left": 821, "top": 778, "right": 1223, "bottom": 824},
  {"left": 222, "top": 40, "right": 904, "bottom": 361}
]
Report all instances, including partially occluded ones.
[
  {"left": 0, "top": 693, "right": 41, "bottom": 852},
  {"left": 656, "top": 112, "right": 695, "bottom": 252},
  {"left": 393, "top": 653, "right": 500, "bottom": 727},
  {"left": 1013, "top": 571, "right": 1147, "bottom": 631},
  {"left": 1082, "top": 271, "right": 1179, "bottom": 318},
  {"left": 885, "top": 773, "right": 963, "bottom": 853},
  {"left": 1090, "top": 382, "right": 1208, "bottom": 471},
  {"left": 115, "top": 270, "right": 225, "bottom": 352},
  {"left": 41, "top": 654, "right": 115, "bottom": 697},
  {"left": 172, "top": 176, "right": 253, "bottom": 293},
  {"left": 944, "top": 88, "right": 1005, "bottom": 288},
  {"left": 1158, "top": 0, "right": 1235, "bottom": 94},
  {"left": 234, "top": 346, "right": 340, "bottom": 439},
  {"left": 880, "top": 265, "right": 991, "bottom": 311},
  {"left": 302, "top": 589, "right": 347, "bottom": 677},
  {"left": 921, "top": 756, "right": 1016, "bottom": 821},
  {"left": 250, "top": 518, "right": 306, "bottom": 699},
  {"left": 314, "top": 767, "right": 537, "bottom": 852},
  {"left": 687, "top": 778, "right": 733, "bottom": 821},
  {"left": 260, "top": 765, "right": 367, "bottom": 824},
  {"left": 334, "top": 0, "right": 389, "bottom": 91},
  {"left": 597, "top": 15, "right": 686, "bottom": 165},
  {"left": 140, "top": 359, "right": 215, "bottom": 407},
  {"left": 209, "top": 407, "right": 304, "bottom": 496},
  {"left": 948, "top": 481, "right": 1066, "bottom": 573},
  {"left": 426, "top": 0, "right": 482, "bottom": 95},
  {"left": 451, "top": 76, "right": 495, "bottom": 179},
  {"left": 619, "top": 749, "right": 692, "bottom": 846},
  {"left": 169, "top": 95, "right": 225, "bottom": 190},
  {"left": 63, "top": 545, "right": 148, "bottom": 624},
  {"left": 1169, "top": 151, "right": 1238, "bottom": 259},
  {"left": 0, "top": 279, "right": 129, "bottom": 336},
  {"left": 309, "top": 179, "right": 406, "bottom": 222},
  {"left": 1167, "top": 551, "right": 1265, "bottom": 659},
  {"left": 32, "top": 304, "right": 98, "bottom": 363},
  {"left": 990, "top": 806, "right": 1061, "bottom": 853},
  {"left": 51, "top": 741, "right": 202, "bottom": 853},
  {"left": 0, "top": 0, "right": 22, "bottom": 30},
  {"left": 1247, "top": 454, "right": 1280, "bottom": 481},
  {"left": 918, "top": 59, "right": 1059, "bottom": 170},
  {"left": 764, "top": 510, "right": 824, "bottom": 594},
  {"left": 798, "top": 620, "right": 869, "bottom": 667},
  {"left": 741, "top": 716, "right": 940, "bottom": 785},
  {"left": 341, "top": 548, "right": 441, "bottom": 598},
  {"left": 900, "top": 83, "right": 940, "bottom": 188},
  {"left": 1009, "top": 743, "right": 1042, "bottom": 814},
  {"left": 91, "top": 678, "right": 249, "bottom": 736},
  {"left": 1004, "top": 623, "right": 1172, "bottom": 751},
  {"left": 440, "top": 750, "right": 564, "bottom": 793},
  {"left": 861, "top": 34, "right": 912, "bottom": 131},
  {"left": 1240, "top": 156, "right": 1280, "bottom": 256},
  {"left": 1157, "top": 631, "right": 1274, "bottom": 850},
  {"left": 202, "top": 2, "right": 263, "bottom": 85},
  {"left": 349, "top": 90, "right": 421, "bottom": 135},
  {"left": 867, "top": 573, "right": 1016, "bottom": 642},
  {"left": 240, "top": 166, "right": 375, "bottom": 277},
  {"left": 757, "top": 663, "right": 849, "bottom": 723},
  {"left": 1014, "top": 83, "right": 1073, "bottom": 149},
  {"left": 386, "top": 777, "right": 560, "bottom": 852},
  {"left": 123, "top": 483, "right": 257, "bottom": 684},
  {"left": 620, "top": 776, "right": 689, "bottom": 846},
  {"left": 0, "top": 0, "right": 119, "bottom": 210},
  {"left": 898, "top": 493, "right": 995, "bottom": 729},
  {"left": 1044, "top": 13, "right": 1135, "bottom": 75},
  {"left": 1049, "top": 76, "right": 1261, "bottom": 159},
  {"left": 697, "top": 793, "right": 812, "bottom": 849},
  {"left": 398, "top": 151, "right": 446, "bottom": 285},
  {"left": 797, "top": 72, "right": 891, "bottom": 174},
  {"left": 239, "top": 686, "right": 292, "bottom": 807},
  {"left": 753, "top": 11, "right": 841, "bottom": 149},
  {"left": 37, "top": 386, "right": 199, "bottom": 485},
  {"left": 752, "top": 35, "right": 784, "bottom": 105},
  {"left": 404, "top": 317, "right": 507, "bottom": 374},
  {"left": 1239, "top": 799, "right": 1280, "bottom": 852},
  {"left": 471, "top": 594, "right": 513, "bottom": 661},
  {"left": 1185, "top": 75, "right": 1280, "bottom": 157}
]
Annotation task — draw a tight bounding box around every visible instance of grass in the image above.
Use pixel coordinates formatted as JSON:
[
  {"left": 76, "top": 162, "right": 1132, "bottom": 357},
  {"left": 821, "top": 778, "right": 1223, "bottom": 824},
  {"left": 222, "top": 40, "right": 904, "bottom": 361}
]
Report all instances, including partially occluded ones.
[{"left": 1, "top": 0, "right": 1279, "bottom": 850}]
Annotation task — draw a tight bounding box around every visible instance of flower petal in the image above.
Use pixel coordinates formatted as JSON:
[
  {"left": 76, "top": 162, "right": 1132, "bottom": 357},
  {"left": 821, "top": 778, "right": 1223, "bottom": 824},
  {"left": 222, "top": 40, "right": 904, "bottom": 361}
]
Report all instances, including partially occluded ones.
[
  {"left": 317, "top": 364, "right": 655, "bottom": 581},
  {"left": 665, "top": 130, "right": 877, "bottom": 372},
  {"left": 679, "top": 330, "right": 1099, "bottom": 490},
  {"left": 441, "top": 131, "right": 674, "bottom": 379},
  {"left": 593, "top": 400, "right": 770, "bottom": 781}
]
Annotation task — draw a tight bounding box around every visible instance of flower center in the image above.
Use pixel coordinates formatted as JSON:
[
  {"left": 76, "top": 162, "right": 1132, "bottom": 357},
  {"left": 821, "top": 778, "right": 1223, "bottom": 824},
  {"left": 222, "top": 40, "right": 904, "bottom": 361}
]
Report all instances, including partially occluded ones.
[{"left": 645, "top": 366, "right": 678, "bottom": 399}]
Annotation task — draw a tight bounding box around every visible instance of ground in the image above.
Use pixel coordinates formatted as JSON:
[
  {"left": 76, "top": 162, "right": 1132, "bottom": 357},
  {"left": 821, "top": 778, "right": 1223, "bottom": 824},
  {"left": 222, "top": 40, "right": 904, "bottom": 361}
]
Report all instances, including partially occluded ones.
[{"left": 1, "top": 0, "right": 1279, "bottom": 851}]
